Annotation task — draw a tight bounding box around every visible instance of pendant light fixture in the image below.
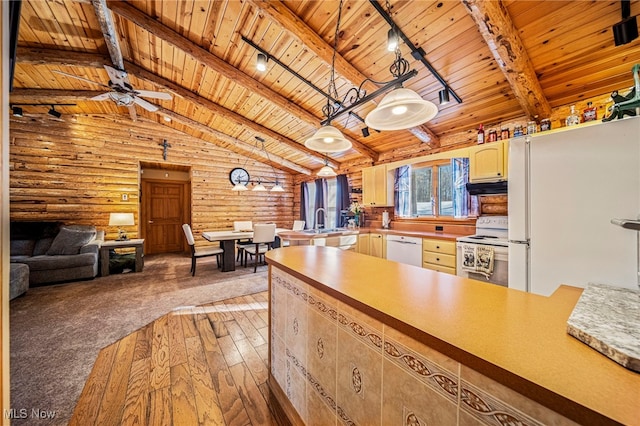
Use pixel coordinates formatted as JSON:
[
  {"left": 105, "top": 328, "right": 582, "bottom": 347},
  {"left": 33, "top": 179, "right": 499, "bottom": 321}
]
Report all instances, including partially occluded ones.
[
  {"left": 317, "top": 155, "right": 337, "bottom": 177},
  {"left": 304, "top": 0, "right": 352, "bottom": 154},
  {"left": 365, "top": 14, "right": 438, "bottom": 131},
  {"left": 230, "top": 136, "right": 285, "bottom": 193}
]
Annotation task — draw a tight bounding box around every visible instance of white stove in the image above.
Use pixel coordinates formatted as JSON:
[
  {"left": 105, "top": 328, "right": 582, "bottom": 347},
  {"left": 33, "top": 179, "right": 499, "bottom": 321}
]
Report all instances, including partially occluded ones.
[
  {"left": 456, "top": 216, "right": 509, "bottom": 247},
  {"left": 456, "top": 216, "right": 509, "bottom": 286}
]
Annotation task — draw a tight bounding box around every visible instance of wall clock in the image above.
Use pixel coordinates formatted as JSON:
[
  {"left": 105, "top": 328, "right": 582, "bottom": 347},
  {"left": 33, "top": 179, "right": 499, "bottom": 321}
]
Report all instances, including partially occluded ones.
[{"left": 229, "top": 167, "right": 250, "bottom": 185}]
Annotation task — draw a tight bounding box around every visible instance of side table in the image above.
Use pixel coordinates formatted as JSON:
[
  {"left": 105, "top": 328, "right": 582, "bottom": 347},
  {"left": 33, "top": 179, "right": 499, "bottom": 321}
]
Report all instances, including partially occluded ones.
[{"left": 100, "top": 239, "right": 144, "bottom": 277}]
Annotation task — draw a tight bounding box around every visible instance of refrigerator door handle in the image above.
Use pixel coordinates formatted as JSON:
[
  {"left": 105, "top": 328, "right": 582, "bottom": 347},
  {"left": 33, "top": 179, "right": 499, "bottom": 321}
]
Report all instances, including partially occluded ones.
[
  {"left": 611, "top": 218, "right": 640, "bottom": 231},
  {"left": 508, "top": 240, "right": 529, "bottom": 245}
]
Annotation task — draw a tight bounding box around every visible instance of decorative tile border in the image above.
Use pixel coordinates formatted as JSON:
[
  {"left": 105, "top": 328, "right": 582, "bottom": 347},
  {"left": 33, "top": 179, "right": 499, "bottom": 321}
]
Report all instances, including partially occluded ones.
[
  {"left": 459, "top": 380, "right": 544, "bottom": 426},
  {"left": 402, "top": 407, "right": 427, "bottom": 426},
  {"left": 286, "top": 349, "right": 356, "bottom": 425},
  {"left": 383, "top": 337, "right": 458, "bottom": 404},
  {"left": 338, "top": 311, "right": 383, "bottom": 352}
]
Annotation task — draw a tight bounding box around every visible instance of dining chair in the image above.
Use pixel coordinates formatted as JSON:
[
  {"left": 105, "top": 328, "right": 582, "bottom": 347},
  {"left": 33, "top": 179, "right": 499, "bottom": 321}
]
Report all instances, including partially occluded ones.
[
  {"left": 182, "top": 224, "right": 224, "bottom": 276},
  {"left": 242, "top": 223, "right": 276, "bottom": 272},
  {"left": 234, "top": 220, "right": 253, "bottom": 262}
]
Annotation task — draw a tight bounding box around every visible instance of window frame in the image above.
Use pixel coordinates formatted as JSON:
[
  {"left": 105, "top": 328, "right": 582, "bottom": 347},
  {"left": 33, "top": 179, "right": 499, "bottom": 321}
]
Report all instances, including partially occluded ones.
[{"left": 399, "top": 159, "right": 453, "bottom": 219}]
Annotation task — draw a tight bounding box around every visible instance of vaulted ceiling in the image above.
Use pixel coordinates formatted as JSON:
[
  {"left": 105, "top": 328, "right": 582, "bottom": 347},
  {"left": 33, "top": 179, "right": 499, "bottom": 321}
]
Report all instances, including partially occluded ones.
[{"left": 10, "top": 0, "right": 640, "bottom": 175}]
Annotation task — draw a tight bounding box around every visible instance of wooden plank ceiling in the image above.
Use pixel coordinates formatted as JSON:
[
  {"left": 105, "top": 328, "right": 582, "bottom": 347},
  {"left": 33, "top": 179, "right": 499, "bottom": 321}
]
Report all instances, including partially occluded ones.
[{"left": 10, "top": 0, "right": 640, "bottom": 175}]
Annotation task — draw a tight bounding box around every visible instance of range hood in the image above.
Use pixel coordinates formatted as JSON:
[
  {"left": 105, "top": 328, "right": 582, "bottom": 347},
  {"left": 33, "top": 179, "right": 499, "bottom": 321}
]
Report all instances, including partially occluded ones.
[{"left": 466, "top": 181, "right": 508, "bottom": 195}]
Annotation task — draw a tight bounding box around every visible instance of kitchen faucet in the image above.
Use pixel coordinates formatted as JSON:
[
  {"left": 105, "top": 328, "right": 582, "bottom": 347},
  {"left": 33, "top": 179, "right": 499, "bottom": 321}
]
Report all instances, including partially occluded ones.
[{"left": 315, "top": 207, "right": 327, "bottom": 231}]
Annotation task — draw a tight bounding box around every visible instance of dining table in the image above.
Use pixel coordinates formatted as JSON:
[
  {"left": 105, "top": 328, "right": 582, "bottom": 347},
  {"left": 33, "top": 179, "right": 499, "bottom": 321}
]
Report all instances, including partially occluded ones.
[{"left": 202, "top": 228, "right": 290, "bottom": 272}]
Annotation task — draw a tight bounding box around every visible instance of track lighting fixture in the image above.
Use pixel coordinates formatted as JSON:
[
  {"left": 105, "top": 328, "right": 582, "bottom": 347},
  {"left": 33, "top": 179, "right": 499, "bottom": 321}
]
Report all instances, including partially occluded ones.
[
  {"left": 256, "top": 53, "right": 268, "bottom": 72},
  {"left": 48, "top": 105, "right": 61, "bottom": 118},
  {"left": 439, "top": 89, "right": 450, "bottom": 105},
  {"left": 387, "top": 28, "right": 399, "bottom": 52},
  {"left": 12, "top": 106, "right": 23, "bottom": 117},
  {"left": 361, "top": 127, "right": 370, "bottom": 137},
  {"left": 613, "top": 0, "right": 638, "bottom": 46}
]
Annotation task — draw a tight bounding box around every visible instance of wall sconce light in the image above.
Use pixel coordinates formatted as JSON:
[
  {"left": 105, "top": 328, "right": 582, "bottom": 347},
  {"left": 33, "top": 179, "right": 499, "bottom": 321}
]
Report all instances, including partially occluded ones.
[
  {"left": 12, "top": 106, "right": 23, "bottom": 117},
  {"left": 48, "top": 105, "right": 61, "bottom": 118},
  {"left": 439, "top": 89, "right": 450, "bottom": 105},
  {"left": 256, "top": 53, "right": 268, "bottom": 72}
]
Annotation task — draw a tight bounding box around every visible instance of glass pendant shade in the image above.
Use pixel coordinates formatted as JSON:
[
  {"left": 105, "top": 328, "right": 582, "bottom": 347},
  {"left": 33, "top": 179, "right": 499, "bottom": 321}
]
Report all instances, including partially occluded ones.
[
  {"left": 317, "top": 165, "right": 337, "bottom": 177},
  {"left": 365, "top": 87, "right": 438, "bottom": 131},
  {"left": 252, "top": 183, "right": 267, "bottom": 191},
  {"left": 271, "top": 183, "right": 285, "bottom": 192},
  {"left": 304, "top": 125, "right": 352, "bottom": 153},
  {"left": 232, "top": 183, "right": 248, "bottom": 191}
]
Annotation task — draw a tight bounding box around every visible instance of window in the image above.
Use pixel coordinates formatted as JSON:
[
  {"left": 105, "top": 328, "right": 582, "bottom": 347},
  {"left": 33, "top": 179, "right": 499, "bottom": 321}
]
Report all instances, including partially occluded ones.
[
  {"left": 395, "top": 158, "right": 470, "bottom": 218},
  {"left": 303, "top": 178, "right": 338, "bottom": 229}
]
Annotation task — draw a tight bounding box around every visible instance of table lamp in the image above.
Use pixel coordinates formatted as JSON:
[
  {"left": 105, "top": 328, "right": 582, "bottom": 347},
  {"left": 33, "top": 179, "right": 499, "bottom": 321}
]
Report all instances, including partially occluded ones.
[{"left": 109, "top": 213, "right": 135, "bottom": 241}]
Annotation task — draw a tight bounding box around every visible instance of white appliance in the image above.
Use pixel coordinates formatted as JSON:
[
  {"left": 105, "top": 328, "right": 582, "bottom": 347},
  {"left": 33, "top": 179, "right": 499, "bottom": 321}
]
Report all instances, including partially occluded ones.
[
  {"left": 386, "top": 235, "right": 422, "bottom": 267},
  {"left": 456, "top": 216, "right": 509, "bottom": 286},
  {"left": 508, "top": 117, "right": 640, "bottom": 296}
]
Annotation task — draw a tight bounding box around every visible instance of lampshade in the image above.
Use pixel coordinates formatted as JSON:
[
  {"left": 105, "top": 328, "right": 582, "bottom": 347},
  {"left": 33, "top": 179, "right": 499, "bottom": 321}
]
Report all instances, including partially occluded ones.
[
  {"left": 252, "top": 182, "right": 267, "bottom": 191},
  {"left": 317, "top": 165, "right": 337, "bottom": 177},
  {"left": 304, "top": 125, "right": 352, "bottom": 153},
  {"left": 271, "top": 183, "right": 285, "bottom": 192},
  {"left": 109, "top": 212, "right": 135, "bottom": 226},
  {"left": 365, "top": 87, "right": 438, "bottom": 131},
  {"left": 232, "top": 183, "right": 248, "bottom": 191}
]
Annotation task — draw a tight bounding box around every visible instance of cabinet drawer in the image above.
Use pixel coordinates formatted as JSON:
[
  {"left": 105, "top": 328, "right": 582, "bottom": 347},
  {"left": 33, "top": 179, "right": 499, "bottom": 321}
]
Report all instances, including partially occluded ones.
[
  {"left": 422, "top": 252, "right": 456, "bottom": 268},
  {"left": 423, "top": 263, "right": 456, "bottom": 275},
  {"left": 422, "top": 239, "right": 456, "bottom": 254}
]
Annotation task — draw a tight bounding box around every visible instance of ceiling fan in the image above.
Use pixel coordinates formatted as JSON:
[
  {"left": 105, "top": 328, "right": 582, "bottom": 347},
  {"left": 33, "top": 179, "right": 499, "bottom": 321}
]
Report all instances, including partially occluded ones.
[{"left": 53, "top": 65, "right": 172, "bottom": 112}]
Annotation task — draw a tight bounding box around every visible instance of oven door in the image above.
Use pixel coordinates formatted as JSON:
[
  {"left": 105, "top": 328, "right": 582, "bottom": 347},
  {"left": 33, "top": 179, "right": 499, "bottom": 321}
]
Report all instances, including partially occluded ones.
[{"left": 456, "top": 242, "right": 509, "bottom": 287}]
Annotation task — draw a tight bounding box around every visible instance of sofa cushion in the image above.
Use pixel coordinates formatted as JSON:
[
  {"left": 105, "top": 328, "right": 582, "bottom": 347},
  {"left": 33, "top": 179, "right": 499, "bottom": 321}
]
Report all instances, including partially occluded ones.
[
  {"left": 20, "top": 253, "right": 97, "bottom": 271},
  {"left": 10, "top": 239, "right": 36, "bottom": 257},
  {"left": 47, "top": 226, "right": 96, "bottom": 255},
  {"left": 33, "top": 237, "right": 54, "bottom": 256}
]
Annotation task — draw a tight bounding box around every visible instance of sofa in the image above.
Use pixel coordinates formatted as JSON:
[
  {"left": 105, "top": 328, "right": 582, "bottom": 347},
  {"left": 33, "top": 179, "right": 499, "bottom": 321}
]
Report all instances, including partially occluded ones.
[{"left": 10, "top": 222, "right": 104, "bottom": 286}]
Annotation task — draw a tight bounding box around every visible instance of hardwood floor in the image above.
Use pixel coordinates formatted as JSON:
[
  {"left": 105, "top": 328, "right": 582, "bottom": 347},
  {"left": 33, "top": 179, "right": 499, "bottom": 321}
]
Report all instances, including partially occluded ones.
[{"left": 70, "top": 291, "right": 278, "bottom": 425}]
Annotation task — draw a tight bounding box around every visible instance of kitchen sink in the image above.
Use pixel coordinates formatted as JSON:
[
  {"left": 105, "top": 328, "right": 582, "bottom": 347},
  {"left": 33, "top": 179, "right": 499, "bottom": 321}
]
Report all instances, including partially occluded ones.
[{"left": 300, "top": 228, "right": 349, "bottom": 234}]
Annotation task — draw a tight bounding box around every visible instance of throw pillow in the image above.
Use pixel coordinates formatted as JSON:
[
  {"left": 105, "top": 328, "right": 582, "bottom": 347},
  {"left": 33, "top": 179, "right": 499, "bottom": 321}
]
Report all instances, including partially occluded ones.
[
  {"left": 46, "top": 226, "right": 96, "bottom": 256},
  {"left": 10, "top": 239, "right": 36, "bottom": 257},
  {"left": 33, "top": 238, "right": 54, "bottom": 256}
]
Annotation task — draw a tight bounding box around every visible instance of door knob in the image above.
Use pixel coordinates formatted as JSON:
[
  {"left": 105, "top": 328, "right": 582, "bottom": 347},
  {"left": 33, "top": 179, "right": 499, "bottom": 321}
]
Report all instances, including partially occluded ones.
[{"left": 148, "top": 220, "right": 154, "bottom": 224}]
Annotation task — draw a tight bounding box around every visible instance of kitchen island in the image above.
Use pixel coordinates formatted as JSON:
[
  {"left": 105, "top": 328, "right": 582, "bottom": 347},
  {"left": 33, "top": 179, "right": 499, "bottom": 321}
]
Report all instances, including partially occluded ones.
[{"left": 265, "top": 246, "right": 639, "bottom": 426}]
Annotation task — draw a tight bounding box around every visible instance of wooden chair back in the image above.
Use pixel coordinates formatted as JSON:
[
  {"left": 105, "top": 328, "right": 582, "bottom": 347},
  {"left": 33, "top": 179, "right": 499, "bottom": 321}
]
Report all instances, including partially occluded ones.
[{"left": 182, "top": 224, "right": 195, "bottom": 246}]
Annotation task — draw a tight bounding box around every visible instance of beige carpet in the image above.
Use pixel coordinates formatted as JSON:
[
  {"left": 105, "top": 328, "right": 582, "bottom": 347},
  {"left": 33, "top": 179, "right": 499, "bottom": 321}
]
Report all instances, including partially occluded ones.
[{"left": 9, "top": 253, "right": 269, "bottom": 425}]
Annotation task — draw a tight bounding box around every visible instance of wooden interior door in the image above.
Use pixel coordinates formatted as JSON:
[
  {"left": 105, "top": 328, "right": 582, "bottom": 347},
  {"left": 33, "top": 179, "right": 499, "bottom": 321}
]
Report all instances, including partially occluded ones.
[{"left": 143, "top": 180, "right": 189, "bottom": 254}]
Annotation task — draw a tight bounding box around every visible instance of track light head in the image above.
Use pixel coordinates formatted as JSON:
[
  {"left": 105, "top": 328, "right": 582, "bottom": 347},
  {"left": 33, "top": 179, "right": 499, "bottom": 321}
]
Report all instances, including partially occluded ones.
[
  {"left": 439, "top": 89, "right": 450, "bottom": 105},
  {"left": 48, "top": 106, "right": 61, "bottom": 118},
  {"left": 12, "top": 106, "right": 23, "bottom": 117},
  {"left": 387, "top": 28, "right": 399, "bottom": 52},
  {"left": 256, "top": 53, "right": 268, "bottom": 72},
  {"left": 361, "top": 127, "right": 370, "bottom": 137}
]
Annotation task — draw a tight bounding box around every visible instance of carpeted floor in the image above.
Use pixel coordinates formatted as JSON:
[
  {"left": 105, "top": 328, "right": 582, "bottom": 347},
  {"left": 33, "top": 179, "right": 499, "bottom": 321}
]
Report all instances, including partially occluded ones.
[{"left": 9, "top": 253, "right": 269, "bottom": 425}]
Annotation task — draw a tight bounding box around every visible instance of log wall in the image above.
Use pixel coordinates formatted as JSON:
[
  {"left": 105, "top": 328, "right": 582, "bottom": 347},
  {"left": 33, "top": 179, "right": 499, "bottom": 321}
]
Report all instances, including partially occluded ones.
[{"left": 9, "top": 114, "right": 295, "bottom": 247}]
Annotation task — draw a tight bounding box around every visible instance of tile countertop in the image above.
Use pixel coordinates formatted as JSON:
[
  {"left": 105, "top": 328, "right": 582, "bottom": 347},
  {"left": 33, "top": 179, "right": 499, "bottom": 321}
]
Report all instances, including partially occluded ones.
[{"left": 266, "top": 246, "right": 640, "bottom": 426}]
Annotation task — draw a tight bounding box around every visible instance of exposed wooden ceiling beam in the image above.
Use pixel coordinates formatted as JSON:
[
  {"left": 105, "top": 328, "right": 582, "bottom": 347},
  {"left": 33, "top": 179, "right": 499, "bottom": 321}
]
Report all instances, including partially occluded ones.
[
  {"left": 9, "top": 88, "right": 311, "bottom": 175},
  {"left": 462, "top": 0, "right": 551, "bottom": 119},
  {"left": 157, "top": 108, "right": 311, "bottom": 175},
  {"left": 91, "top": 0, "right": 137, "bottom": 121},
  {"left": 16, "top": 47, "right": 338, "bottom": 169},
  {"left": 246, "top": 0, "right": 440, "bottom": 148},
  {"left": 106, "top": 0, "right": 378, "bottom": 161}
]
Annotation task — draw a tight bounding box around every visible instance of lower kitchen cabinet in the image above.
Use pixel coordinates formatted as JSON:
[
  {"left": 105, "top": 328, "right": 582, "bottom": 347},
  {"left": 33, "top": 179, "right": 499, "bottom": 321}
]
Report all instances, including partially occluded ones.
[
  {"left": 357, "top": 233, "right": 385, "bottom": 258},
  {"left": 422, "top": 238, "right": 456, "bottom": 275}
]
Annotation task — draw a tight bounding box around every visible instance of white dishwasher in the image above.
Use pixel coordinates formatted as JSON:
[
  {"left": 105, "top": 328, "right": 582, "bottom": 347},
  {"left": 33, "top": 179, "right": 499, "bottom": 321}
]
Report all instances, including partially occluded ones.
[{"left": 386, "top": 235, "right": 422, "bottom": 267}]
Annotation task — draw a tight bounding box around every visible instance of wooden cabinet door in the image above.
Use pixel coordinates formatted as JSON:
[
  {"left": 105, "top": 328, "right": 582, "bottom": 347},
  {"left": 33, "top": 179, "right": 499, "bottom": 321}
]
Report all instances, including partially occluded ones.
[
  {"left": 370, "top": 233, "right": 384, "bottom": 258},
  {"left": 469, "top": 143, "right": 505, "bottom": 182},
  {"left": 362, "top": 167, "right": 375, "bottom": 205},
  {"left": 358, "top": 234, "right": 370, "bottom": 255},
  {"left": 362, "top": 165, "right": 391, "bottom": 206}
]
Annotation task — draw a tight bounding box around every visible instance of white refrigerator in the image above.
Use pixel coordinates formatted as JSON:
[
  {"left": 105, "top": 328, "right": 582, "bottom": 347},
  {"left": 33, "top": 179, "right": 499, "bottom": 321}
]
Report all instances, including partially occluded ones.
[{"left": 508, "top": 116, "right": 640, "bottom": 296}]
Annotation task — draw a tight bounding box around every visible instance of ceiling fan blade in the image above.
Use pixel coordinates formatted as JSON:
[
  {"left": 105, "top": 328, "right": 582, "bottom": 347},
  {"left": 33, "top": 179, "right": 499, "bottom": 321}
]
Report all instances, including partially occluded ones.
[
  {"left": 133, "top": 96, "right": 159, "bottom": 112},
  {"left": 104, "top": 64, "right": 129, "bottom": 88},
  {"left": 90, "top": 92, "right": 112, "bottom": 101},
  {"left": 52, "top": 70, "right": 110, "bottom": 89},
  {"left": 135, "top": 90, "right": 173, "bottom": 100}
]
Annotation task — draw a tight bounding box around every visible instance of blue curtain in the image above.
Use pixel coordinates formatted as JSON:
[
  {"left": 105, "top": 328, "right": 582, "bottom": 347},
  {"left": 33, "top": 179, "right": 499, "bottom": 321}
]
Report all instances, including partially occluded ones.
[
  {"left": 335, "top": 174, "right": 350, "bottom": 228},
  {"left": 314, "top": 179, "right": 326, "bottom": 229}
]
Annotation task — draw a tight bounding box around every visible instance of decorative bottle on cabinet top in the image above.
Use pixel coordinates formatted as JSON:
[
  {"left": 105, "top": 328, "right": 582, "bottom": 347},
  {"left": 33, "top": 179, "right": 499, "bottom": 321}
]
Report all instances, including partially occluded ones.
[
  {"left": 582, "top": 102, "right": 597, "bottom": 122},
  {"left": 566, "top": 105, "right": 580, "bottom": 127},
  {"left": 477, "top": 124, "right": 485, "bottom": 144}
]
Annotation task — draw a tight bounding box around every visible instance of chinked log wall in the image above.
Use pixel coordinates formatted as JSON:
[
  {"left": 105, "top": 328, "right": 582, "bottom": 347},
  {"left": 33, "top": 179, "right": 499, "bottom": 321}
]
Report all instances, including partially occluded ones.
[{"left": 9, "top": 114, "right": 294, "bottom": 246}]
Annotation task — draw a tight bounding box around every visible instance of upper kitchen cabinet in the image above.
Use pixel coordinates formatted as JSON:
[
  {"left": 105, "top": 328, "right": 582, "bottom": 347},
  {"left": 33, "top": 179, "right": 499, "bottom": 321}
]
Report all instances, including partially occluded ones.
[
  {"left": 469, "top": 141, "right": 507, "bottom": 182},
  {"left": 362, "top": 165, "right": 393, "bottom": 206}
]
